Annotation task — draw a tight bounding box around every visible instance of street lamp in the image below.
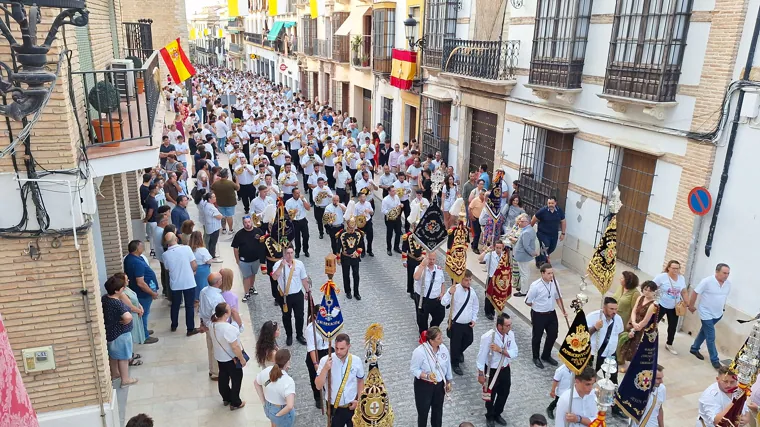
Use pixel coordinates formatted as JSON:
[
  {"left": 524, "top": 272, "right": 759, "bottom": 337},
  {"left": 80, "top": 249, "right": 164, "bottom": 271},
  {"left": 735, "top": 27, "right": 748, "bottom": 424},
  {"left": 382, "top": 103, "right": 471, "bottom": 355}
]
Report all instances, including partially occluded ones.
[{"left": 403, "top": 14, "right": 425, "bottom": 51}]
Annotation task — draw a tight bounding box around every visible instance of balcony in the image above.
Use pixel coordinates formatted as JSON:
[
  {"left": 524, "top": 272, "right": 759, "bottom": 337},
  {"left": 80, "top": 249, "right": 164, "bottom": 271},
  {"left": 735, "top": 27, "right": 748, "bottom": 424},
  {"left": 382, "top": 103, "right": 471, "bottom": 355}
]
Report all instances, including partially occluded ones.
[
  {"left": 227, "top": 16, "right": 244, "bottom": 30},
  {"left": 244, "top": 32, "right": 263, "bottom": 45},
  {"left": 440, "top": 39, "right": 520, "bottom": 95},
  {"left": 350, "top": 34, "right": 371, "bottom": 69},
  {"left": 300, "top": 38, "right": 314, "bottom": 56},
  {"left": 316, "top": 39, "right": 332, "bottom": 59},
  {"left": 75, "top": 52, "right": 164, "bottom": 176},
  {"left": 230, "top": 43, "right": 243, "bottom": 55}
]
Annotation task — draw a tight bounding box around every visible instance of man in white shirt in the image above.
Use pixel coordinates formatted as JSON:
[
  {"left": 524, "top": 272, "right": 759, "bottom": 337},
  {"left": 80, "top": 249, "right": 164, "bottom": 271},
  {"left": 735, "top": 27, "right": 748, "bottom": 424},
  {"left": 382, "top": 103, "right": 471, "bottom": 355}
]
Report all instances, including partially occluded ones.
[
  {"left": 407, "top": 157, "right": 423, "bottom": 188},
  {"left": 381, "top": 186, "right": 403, "bottom": 256},
  {"left": 270, "top": 246, "right": 310, "bottom": 346},
  {"left": 478, "top": 241, "right": 507, "bottom": 321},
  {"left": 234, "top": 157, "right": 257, "bottom": 214},
  {"left": 689, "top": 263, "right": 732, "bottom": 369},
  {"left": 199, "top": 272, "right": 225, "bottom": 380},
  {"left": 315, "top": 333, "right": 365, "bottom": 426},
  {"left": 251, "top": 185, "right": 273, "bottom": 230},
  {"left": 354, "top": 192, "right": 375, "bottom": 257},
  {"left": 161, "top": 233, "right": 200, "bottom": 336},
  {"left": 333, "top": 161, "right": 352, "bottom": 205},
  {"left": 285, "top": 188, "right": 311, "bottom": 258},
  {"left": 696, "top": 365, "right": 750, "bottom": 427},
  {"left": 356, "top": 126, "right": 371, "bottom": 147},
  {"left": 411, "top": 189, "right": 431, "bottom": 216},
  {"left": 547, "top": 364, "right": 573, "bottom": 421},
  {"left": 277, "top": 162, "right": 298, "bottom": 202},
  {"left": 441, "top": 270, "right": 479, "bottom": 376},
  {"left": 525, "top": 263, "right": 566, "bottom": 369},
  {"left": 586, "top": 297, "right": 624, "bottom": 376},
  {"left": 300, "top": 146, "right": 322, "bottom": 178},
  {"left": 174, "top": 135, "right": 190, "bottom": 168},
  {"left": 476, "top": 313, "right": 518, "bottom": 427},
  {"left": 413, "top": 252, "right": 446, "bottom": 336},
  {"left": 214, "top": 116, "right": 229, "bottom": 151},
  {"left": 554, "top": 366, "right": 597, "bottom": 427},
  {"left": 631, "top": 365, "right": 665, "bottom": 427},
  {"left": 393, "top": 172, "right": 413, "bottom": 232},
  {"left": 378, "top": 165, "right": 396, "bottom": 198}
]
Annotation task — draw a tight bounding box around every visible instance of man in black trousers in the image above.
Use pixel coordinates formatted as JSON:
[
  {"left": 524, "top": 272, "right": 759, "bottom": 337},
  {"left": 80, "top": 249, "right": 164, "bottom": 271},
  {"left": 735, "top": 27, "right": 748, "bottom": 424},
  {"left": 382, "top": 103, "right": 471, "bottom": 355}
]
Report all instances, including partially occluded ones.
[{"left": 524, "top": 263, "right": 565, "bottom": 369}]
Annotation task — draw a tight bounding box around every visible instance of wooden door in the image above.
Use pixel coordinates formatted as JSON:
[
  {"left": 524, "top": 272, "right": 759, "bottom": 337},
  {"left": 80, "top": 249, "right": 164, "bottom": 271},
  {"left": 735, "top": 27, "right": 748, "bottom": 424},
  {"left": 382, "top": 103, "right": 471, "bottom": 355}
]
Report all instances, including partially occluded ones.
[{"left": 616, "top": 149, "right": 656, "bottom": 267}]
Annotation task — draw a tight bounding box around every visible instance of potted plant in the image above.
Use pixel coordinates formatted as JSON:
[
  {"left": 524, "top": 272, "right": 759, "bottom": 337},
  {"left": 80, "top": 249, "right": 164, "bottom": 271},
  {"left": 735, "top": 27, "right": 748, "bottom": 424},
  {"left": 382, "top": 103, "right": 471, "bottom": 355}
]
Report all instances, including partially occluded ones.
[
  {"left": 361, "top": 54, "right": 369, "bottom": 67},
  {"left": 351, "top": 35, "right": 362, "bottom": 66},
  {"left": 87, "top": 81, "right": 122, "bottom": 146},
  {"left": 126, "top": 55, "right": 144, "bottom": 94}
]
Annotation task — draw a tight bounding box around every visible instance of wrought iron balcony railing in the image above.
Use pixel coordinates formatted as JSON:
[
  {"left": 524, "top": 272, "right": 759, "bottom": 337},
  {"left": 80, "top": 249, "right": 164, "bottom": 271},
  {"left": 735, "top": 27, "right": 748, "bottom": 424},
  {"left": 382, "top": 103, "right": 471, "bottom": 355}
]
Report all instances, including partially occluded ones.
[
  {"left": 73, "top": 51, "right": 161, "bottom": 148},
  {"left": 300, "top": 38, "right": 314, "bottom": 56},
  {"left": 230, "top": 43, "right": 243, "bottom": 53},
  {"left": 244, "top": 32, "right": 263, "bottom": 45},
  {"left": 316, "top": 39, "right": 332, "bottom": 59},
  {"left": 333, "top": 34, "right": 349, "bottom": 63},
  {"left": 441, "top": 39, "right": 520, "bottom": 81}
]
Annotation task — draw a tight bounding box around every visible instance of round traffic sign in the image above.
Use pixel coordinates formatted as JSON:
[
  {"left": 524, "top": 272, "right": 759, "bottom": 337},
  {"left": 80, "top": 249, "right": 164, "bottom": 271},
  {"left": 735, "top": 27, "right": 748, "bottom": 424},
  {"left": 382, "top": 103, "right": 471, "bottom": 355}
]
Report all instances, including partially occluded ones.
[
  {"left": 687, "top": 186, "right": 712, "bottom": 216},
  {"left": 279, "top": 63, "right": 287, "bottom": 71}
]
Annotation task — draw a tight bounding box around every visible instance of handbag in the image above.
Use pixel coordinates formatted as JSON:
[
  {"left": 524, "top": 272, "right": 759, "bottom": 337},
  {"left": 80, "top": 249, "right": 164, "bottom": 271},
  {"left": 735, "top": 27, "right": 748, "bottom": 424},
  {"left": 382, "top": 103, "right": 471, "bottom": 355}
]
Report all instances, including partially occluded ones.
[
  {"left": 213, "top": 323, "right": 249, "bottom": 369},
  {"left": 675, "top": 300, "right": 687, "bottom": 317}
]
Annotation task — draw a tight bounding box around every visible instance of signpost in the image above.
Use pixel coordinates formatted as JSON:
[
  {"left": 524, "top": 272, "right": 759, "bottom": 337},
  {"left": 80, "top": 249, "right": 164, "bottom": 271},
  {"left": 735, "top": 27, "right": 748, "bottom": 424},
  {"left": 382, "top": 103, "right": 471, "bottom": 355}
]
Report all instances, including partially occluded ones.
[
  {"left": 688, "top": 186, "right": 712, "bottom": 216},
  {"left": 279, "top": 63, "right": 288, "bottom": 71}
]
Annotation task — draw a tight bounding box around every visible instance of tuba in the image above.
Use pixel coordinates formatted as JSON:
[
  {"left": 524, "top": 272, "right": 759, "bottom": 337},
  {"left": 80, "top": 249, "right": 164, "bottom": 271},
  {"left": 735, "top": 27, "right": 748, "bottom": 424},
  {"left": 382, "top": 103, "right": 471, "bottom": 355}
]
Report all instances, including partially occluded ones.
[
  {"left": 323, "top": 210, "right": 337, "bottom": 225},
  {"left": 355, "top": 213, "right": 367, "bottom": 229},
  {"left": 387, "top": 204, "right": 402, "bottom": 221}
]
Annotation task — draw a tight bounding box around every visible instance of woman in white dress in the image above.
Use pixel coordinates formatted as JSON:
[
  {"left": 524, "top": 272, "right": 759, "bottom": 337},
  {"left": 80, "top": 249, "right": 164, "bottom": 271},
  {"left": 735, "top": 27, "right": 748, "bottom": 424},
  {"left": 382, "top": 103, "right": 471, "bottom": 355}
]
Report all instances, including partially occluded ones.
[
  {"left": 442, "top": 175, "right": 459, "bottom": 229},
  {"left": 255, "top": 349, "right": 296, "bottom": 427}
]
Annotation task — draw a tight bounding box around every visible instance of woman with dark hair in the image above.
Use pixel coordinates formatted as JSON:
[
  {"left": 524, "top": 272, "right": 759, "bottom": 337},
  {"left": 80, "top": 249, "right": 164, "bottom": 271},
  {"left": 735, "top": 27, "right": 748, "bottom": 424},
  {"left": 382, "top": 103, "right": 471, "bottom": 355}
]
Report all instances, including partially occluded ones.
[
  {"left": 618, "top": 280, "right": 659, "bottom": 372},
  {"left": 102, "top": 275, "right": 139, "bottom": 387},
  {"left": 304, "top": 304, "right": 330, "bottom": 408},
  {"left": 189, "top": 231, "right": 212, "bottom": 303},
  {"left": 442, "top": 175, "right": 458, "bottom": 229},
  {"left": 254, "top": 349, "right": 296, "bottom": 427},
  {"left": 180, "top": 220, "right": 194, "bottom": 244},
  {"left": 208, "top": 302, "right": 247, "bottom": 410},
  {"left": 653, "top": 260, "right": 688, "bottom": 354},
  {"left": 256, "top": 320, "right": 281, "bottom": 367},
  {"left": 500, "top": 193, "right": 526, "bottom": 231},
  {"left": 410, "top": 326, "right": 452, "bottom": 427},
  {"left": 613, "top": 271, "right": 641, "bottom": 331}
]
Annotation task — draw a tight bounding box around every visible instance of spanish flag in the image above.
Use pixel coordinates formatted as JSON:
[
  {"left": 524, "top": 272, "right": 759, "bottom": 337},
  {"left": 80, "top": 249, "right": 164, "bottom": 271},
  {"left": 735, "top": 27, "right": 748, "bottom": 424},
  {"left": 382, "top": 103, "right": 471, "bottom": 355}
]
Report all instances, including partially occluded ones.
[
  {"left": 389, "top": 49, "right": 417, "bottom": 90},
  {"left": 159, "top": 38, "right": 196, "bottom": 84}
]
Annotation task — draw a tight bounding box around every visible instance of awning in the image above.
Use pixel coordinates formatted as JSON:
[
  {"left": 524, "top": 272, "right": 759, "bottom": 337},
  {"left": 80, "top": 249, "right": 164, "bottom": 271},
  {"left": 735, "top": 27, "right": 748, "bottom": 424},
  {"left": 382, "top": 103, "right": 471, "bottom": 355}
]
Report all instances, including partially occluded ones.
[
  {"left": 268, "top": 21, "right": 285, "bottom": 41},
  {"left": 335, "top": 6, "right": 371, "bottom": 36},
  {"left": 283, "top": 21, "right": 296, "bottom": 28}
]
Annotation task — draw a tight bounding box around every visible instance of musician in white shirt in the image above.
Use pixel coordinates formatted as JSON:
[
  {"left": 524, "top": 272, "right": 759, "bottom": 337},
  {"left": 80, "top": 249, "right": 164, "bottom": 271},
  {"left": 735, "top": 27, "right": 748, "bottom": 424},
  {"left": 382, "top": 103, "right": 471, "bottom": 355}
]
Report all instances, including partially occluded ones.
[
  {"left": 270, "top": 247, "right": 310, "bottom": 346},
  {"left": 333, "top": 162, "right": 352, "bottom": 205},
  {"left": 554, "top": 366, "right": 598, "bottom": 427},
  {"left": 324, "top": 195, "right": 347, "bottom": 255},
  {"left": 381, "top": 186, "right": 403, "bottom": 255},
  {"left": 354, "top": 192, "right": 375, "bottom": 257},
  {"left": 277, "top": 163, "right": 299, "bottom": 202},
  {"left": 411, "top": 189, "right": 431, "bottom": 216},
  {"left": 251, "top": 185, "right": 273, "bottom": 228},
  {"left": 304, "top": 304, "right": 330, "bottom": 409},
  {"left": 316, "top": 334, "right": 365, "bottom": 426},
  {"left": 413, "top": 252, "right": 446, "bottom": 336},
  {"left": 410, "top": 326, "right": 453, "bottom": 427},
  {"left": 300, "top": 146, "right": 322, "bottom": 177},
  {"left": 441, "top": 270, "right": 479, "bottom": 376},
  {"left": 525, "top": 263, "right": 566, "bottom": 369},
  {"left": 272, "top": 142, "right": 289, "bottom": 175},
  {"left": 234, "top": 157, "right": 257, "bottom": 214},
  {"left": 631, "top": 365, "right": 665, "bottom": 427},
  {"left": 284, "top": 188, "right": 311, "bottom": 258},
  {"left": 393, "top": 172, "right": 413, "bottom": 232},
  {"left": 476, "top": 313, "right": 518, "bottom": 427}
]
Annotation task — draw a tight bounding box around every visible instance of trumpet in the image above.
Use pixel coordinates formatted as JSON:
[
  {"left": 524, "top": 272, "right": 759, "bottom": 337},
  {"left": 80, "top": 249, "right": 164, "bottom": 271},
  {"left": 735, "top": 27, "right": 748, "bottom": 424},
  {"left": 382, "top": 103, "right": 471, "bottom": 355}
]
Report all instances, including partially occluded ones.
[
  {"left": 273, "top": 150, "right": 281, "bottom": 158},
  {"left": 235, "top": 165, "right": 244, "bottom": 175},
  {"left": 336, "top": 155, "right": 344, "bottom": 164},
  {"left": 298, "top": 145, "right": 308, "bottom": 157},
  {"left": 252, "top": 156, "right": 261, "bottom": 166},
  {"left": 360, "top": 146, "right": 367, "bottom": 154},
  {"left": 254, "top": 177, "right": 261, "bottom": 186},
  {"left": 325, "top": 148, "right": 334, "bottom": 157},
  {"left": 278, "top": 172, "right": 291, "bottom": 185}
]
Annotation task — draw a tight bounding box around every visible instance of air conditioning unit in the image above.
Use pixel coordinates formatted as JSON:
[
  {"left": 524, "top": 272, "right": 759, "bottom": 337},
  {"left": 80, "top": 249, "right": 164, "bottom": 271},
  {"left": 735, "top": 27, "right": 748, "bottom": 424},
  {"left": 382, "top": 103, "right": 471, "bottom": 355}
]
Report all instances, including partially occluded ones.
[{"left": 108, "top": 59, "right": 136, "bottom": 99}]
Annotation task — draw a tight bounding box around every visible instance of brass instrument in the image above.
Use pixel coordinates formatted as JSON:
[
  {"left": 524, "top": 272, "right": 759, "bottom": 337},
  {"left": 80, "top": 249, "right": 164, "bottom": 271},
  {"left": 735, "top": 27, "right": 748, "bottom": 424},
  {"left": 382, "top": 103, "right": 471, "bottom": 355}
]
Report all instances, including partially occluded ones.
[
  {"left": 323, "top": 210, "right": 337, "bottom": 225},
  {"left": 336, "top": 155, "right": 344, "bottom": 164},
  {"left": 288, "top": 208, "right": 298, "bottom": 220},
  {"left": 360, "top": 146, "right": 367, "bottom": 154},
  {"left": 396, "top": 187, "right": 406, "bottom": 198},
  {"left": 235, "top": 165, "right": 244, "bottom": 175},
  {"left": 298, "top": 144, "right": 308, "bottom": 157},
  {"left": 355, "top": 214, "right": 367, "bottom": 229},
  {"left": 386, "top": 204, "right": 402, "bottom": 221},
  {"left": 230, "top": 155, "right": 239, "bottom": 165},
  {"left": 272, "top": 150, "right": 281, "bottom": 158},
  {"left": 253, "top": 176, "right": 262, "bottom": 186},
  {"left": 278, "top": 173, "right": 287, "bottom": 185},
  {"left": 324, "top": 147, "right": 334, "bottom": 158},
  {"left": 315, "top": 190, "right": 330, "bottom": 205},
  {"left": 251, "top": 212, "right": 262, "bottom": 228}
]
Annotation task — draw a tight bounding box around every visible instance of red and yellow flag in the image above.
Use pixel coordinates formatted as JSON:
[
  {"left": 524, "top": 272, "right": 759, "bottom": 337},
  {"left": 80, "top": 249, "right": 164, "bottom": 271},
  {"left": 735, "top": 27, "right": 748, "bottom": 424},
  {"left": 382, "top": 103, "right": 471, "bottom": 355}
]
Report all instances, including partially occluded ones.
[
  {"left": 160, "top": 38, "right": 196, "bottom": 84},
  {"left": 389, "top": 49, "right": 417, "bottom": 90}
]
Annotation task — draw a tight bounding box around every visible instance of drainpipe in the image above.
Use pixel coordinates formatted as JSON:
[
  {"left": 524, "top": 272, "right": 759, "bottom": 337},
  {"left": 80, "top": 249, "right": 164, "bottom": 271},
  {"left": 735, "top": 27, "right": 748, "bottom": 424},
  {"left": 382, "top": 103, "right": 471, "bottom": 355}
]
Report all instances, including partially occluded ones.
[{"left": 704, "top": 3, "right": 760, "bottom": 257}]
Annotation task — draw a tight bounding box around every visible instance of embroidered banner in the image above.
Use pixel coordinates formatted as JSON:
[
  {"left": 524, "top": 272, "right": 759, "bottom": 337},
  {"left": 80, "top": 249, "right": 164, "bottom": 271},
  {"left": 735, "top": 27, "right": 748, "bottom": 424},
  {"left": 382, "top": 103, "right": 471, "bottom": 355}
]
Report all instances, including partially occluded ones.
[
  {"left": 413, "top": 203, "right": 448, "bottom": 252},
  {"left": 587, "top": 215, "right": 617, "bottom": 295},
  {"left": 615, "top": 314, "right": 659, "bottom": 423},
  {"left": 314, "top": 280, "right": 345, "bottom": 339},
  {"left": 486, "top": 251, "right": 512, "bottom": 314},
  {"left": 445, "top": 222, "right": 468, "bottom": 283},
  {"left": 558, "top": 309, "right": 592, "bottom": 375}
]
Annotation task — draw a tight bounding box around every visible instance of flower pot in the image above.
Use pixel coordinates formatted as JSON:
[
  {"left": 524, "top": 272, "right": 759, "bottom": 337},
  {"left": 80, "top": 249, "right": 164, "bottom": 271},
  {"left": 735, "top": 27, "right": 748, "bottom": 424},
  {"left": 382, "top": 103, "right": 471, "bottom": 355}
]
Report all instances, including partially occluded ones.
[
  {"left": 136, "top": 77, "right": 145, "bottom": 94},
  {"left": 352, "top": 57, "right": 360, "bottom": 66},
  {"left": 91, "top": 118, "right": 123, "bottom": 147}
]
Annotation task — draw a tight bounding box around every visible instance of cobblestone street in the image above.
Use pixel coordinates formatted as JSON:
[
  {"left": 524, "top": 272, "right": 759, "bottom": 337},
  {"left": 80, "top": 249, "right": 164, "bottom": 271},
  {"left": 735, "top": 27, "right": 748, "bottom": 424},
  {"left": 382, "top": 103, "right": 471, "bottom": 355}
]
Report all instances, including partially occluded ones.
[{"left": 245, "top": 202, "right": 627, "bottom": 427}]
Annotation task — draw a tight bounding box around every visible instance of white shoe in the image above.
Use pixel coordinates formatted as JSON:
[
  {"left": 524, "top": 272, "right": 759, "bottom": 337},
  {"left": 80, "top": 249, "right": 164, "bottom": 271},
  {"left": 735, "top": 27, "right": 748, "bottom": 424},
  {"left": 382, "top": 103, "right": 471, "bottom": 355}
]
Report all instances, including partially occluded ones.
[
  {"left": 665, "top": 344, "right": 678, "bottom": 355},
  {"left": 212, "top": 257, "right": 223, "bottom": 263}
]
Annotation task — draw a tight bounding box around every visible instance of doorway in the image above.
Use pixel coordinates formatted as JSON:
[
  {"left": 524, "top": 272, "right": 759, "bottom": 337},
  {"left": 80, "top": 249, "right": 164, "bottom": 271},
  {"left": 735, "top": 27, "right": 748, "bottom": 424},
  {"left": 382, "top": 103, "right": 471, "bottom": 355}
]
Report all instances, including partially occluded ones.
[
  {"left": 469, "top": 108, "right": 497, "bottom": 175},
  {"left": 404, "top": 104, "right": 417, "bottom": 145}
]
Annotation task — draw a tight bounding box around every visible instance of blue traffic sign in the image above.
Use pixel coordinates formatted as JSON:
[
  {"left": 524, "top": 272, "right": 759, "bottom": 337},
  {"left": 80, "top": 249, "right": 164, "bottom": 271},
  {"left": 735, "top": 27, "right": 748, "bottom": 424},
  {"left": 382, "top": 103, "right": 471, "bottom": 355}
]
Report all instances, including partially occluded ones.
[{"left": 688, "top": 187, "right": 712, "bottom": 216}]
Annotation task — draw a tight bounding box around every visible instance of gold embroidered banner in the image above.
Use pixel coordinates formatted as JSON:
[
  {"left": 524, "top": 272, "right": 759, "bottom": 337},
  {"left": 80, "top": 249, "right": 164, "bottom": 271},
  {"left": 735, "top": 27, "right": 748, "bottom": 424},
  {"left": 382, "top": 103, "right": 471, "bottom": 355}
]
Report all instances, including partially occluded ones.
[{"left": 587, "top": 215, "right": 617, "bottom": 295}]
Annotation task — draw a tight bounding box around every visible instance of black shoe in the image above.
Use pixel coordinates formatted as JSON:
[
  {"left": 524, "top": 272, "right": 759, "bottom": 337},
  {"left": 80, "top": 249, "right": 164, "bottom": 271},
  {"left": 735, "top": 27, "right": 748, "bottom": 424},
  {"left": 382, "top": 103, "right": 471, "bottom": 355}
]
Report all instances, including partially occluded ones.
[
  {"left": 315, "top": 400, "right": 322, "bottom": 410},
  {"left": 387, "top": 250, "right": 393, "bottom": 256},
  {"left": 304, "top": 252, "right": 310, "bottom": 257},
  {"left": 472, "top": 248, "right": 481, "bottom": 255},
  {"left": 361, "top": 253, "right": 366, "bottom": 258},
  {"left": 691, "top": 349, "right": 705, "bottom": 360},
  {"left": 712, "top": 361, "right": 723, "bottom": 370},
  {"left": 494, "top": 415, "right": 507, "bottom": 426},
  {"left": 295, "top": 253, "right": 300, "bottom": 258},
  {"left": 547, "top": 407, "right": 555, "bottom": 420},
  {"left": 486, "top": 419, "right": 495, "bottom": 427},
  {"left": 542, "top": 356, "right": 559, "bottom": 367},
  {"left": 533, "top": 358, "right": 545, "bottom": 369},
  {"left": 453, "top": 365, "right": 463, "bottom": 376},
  {"left": 319, "top": 234, "right": 324, "bottom": 239},
  {"left": 296, "top": 336, "right": 307, "bottom": 345},
  {"left": 171, "top": 326, "right": 177, "bottom": 332},
  {"left": 346, "top": 293, "right": 353, "bottom": 299},
  {"left": 187, "top": 329, "right": 201, "bottom": 337},
  {"left": 394, "top": 247, "right": 402, "bottom": 254},
  {"left": 286, "top": 336, "right": 293, "bottom": 346},
  {"left": 368, "top": 252, "right": 374, "bottom": 257},
  {"left": 485, "top": 313, "right": 494, "bottom": 321},
  {"left": 355, "top": 294, "right": 362, "bottom": 301},
  {"left": 513, "top": 291, "right": 527, "bottom": 297},
  {"left": 147, "top": 329, "right": 155, "bottom": 336}
]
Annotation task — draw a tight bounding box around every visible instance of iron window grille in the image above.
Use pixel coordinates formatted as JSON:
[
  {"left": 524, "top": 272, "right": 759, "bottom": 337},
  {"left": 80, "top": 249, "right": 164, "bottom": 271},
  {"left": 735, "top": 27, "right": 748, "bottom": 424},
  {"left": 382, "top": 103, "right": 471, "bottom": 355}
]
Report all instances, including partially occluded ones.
[
  {"left": 469, "top": 109, "right": 498, "bottom": 178},
  {"left": 382, "top": 97, "right": 393, "bottom": 142},
  {"left": 301, "top": 15, "right": 316, "bottom": 56},
  {"left": 123, "top": 20, "right": 154, "bottom": 61},
  {"left": 603, "top": 0, "right": 693, "bottom": 102},
  {"left": 596, "top": 146, "right": 656, "bottom": 268},
  {"left": 423, "top": 0, "right": 458, "bottom": 68},
  {"left": 421, "top": 96, "right": 451, "bottom": 162},
  {"left": 373, "top": 9, "right": 396, "bottom": 74},
  {"left": 529, "top": 0, "right": 592, "bottom": 89},
  {"left": 517, "top": 124, "right": 575, "bottom": 217},
  {"left": 300, "top": 70, "right": 309, "bottom": 99},
  {"left": 333, "top": 81, "right": 344, "bottom": 112}
]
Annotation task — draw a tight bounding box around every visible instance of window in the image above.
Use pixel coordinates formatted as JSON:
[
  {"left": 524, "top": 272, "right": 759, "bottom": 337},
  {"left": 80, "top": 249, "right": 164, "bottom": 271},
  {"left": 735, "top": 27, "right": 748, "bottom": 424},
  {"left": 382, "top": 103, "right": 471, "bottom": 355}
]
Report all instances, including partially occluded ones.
[
  {"left": 373, "top": 8, "right": 396, "bottom": 74},
  {"left": 301, "top": 15, "right": 316, "bottom": 55},
  {"left": 421, "top": 96, "right": 451, "bottom": 163},
  {"left": 332, "top": 82, "right": 343, "bottom": 112},
  {"left": 517, "top": 125, "right": 575, "bottom": 217},
  {"left": 603, "top": 0, "right": 693, "bottom": 102},
  {"left": 469, "top": 109, "right": 498, "bottom": 178},
  {"left": 333, "top": 12, "right": 350, "bottom": 62},
  {"left": 423, "top": 0, "right": 458, "bottom": 68},
  {"left": 529, "top": 0, "right": 592, "bottom": 89},
  {"left": 382, "top": 97, "right": 393, "bottom": 142},
  {"left": 597, "top": 147, "right": 656, "bottom": 267}
]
